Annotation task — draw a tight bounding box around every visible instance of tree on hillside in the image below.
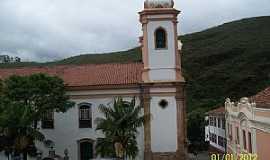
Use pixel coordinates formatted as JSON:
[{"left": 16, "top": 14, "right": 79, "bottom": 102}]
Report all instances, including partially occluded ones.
[
  {"left": 187, "top": 108, "right": 209, "bottom": 154},
  {"left": 95, "top": 97, "right": 149, "bottom": 160},
  {"left": 0, "top": 74, "right": 74, "bottom": 160}
]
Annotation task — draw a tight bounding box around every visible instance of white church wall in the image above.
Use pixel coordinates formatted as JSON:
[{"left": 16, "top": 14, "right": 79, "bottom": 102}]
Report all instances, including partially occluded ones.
[
  {"left": 147, "top": 20, "right": 176, "bottom": 81},
  {"left": 150, "top": 96, "right": 177, "bottom": 152},
  {"left": 150, "top": 87, "right": 176, "bottom": 93},
  {"left": 66, "top": 88, "right": 140, "bottom": 97},
  {"left": 38, "top": 95, "right": 144, "bottom": 160},
  {"left": 149, "top": 69, "right": 176, "bottom": 81},
  {"left": 0, "top": 153, "right": 35, "bottom": 160}
]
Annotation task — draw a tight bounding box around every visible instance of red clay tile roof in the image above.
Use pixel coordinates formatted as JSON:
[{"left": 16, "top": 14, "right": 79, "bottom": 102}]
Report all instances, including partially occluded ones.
[
  {"left": 207, "top": 107, "right": 225, "bottom": 115},
  {"left": 251, "top": 87, "right": 270, "bottom": 108},
  {"left": 0, "top": 63, "right": 143, "bottom": 87}
]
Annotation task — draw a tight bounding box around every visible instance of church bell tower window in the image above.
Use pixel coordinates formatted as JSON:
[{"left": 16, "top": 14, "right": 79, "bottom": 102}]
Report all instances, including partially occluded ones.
[{"left": 155, "top": 27, "right": 167, "bottom": 49}]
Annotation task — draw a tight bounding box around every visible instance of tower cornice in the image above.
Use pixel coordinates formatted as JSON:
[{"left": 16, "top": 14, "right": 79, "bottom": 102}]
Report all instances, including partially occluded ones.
[
  {"left": 139, "top": 8, "right": 180, "bottom": 24},
  {"left": 139, "top": 8, "right": 180, "bottom": 17}
]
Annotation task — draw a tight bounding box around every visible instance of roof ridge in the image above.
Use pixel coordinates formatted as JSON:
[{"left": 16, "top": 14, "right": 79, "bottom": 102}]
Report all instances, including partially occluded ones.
[
  {"left": 0, "top": 62, "right": 143, "bottom": 87},
  {"left": 0, "top": 62, "right": 143, "bottom": 70}
]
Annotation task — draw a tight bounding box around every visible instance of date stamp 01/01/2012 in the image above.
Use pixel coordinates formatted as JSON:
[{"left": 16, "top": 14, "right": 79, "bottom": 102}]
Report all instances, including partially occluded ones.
[{"left": 210, "top": 154, "right": 258, "bottom": 160}]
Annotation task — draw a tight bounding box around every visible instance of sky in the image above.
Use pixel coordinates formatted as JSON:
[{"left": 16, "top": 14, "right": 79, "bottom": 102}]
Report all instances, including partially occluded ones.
[{"left": 0, "top": 0, "right": 269, "bottom": 62}]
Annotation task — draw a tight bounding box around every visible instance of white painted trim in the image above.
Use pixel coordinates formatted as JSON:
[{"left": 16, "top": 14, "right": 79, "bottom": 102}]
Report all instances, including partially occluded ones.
[
  {"left": 67, "top": 89, "right": 140, "bottom": 96},
  {"left": 254, "top": 107, "right": 270, "bottom": 112}
]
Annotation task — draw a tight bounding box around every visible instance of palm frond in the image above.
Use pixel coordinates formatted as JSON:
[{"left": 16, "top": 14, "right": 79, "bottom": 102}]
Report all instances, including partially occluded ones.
[
  {"left": 98, "top": 104, "right": 115, "bottom": 119},
  {"left": 95, "top": 138, "right": 115, "bottom": 158},
  {"left": 95, "top": 97, "right": 145, "bottom": 159},
  {"left": 26, "top": 128, "right": 45, "bottom": 142}
]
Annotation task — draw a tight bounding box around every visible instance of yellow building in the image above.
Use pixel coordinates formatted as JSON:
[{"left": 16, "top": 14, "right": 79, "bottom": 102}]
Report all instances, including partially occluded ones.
[{"left": 225, "top": 87, "right": 270, "bottom": 160}]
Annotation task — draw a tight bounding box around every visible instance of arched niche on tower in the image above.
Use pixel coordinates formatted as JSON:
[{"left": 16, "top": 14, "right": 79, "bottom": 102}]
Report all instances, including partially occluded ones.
[{"left": 154, "top": 27, "right": 168, "bottom": 49}]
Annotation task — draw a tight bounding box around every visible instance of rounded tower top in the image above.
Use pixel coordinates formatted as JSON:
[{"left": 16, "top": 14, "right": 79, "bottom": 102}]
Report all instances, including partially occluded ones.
[{"left": 144, "top": 0, "right": 174, "bottom": 9}]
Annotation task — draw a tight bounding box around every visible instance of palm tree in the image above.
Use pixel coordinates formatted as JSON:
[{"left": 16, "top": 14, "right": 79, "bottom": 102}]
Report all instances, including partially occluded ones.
[{"left": 95, "top": 97, "right": 149, "bottom": 160}]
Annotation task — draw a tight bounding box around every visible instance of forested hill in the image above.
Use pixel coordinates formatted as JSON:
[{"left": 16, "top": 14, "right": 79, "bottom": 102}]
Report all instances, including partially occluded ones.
[
  {"left": 181, "top": 16, "right": 270, "bottom": 143},
  {"left": 1, "top": 16, "right": 270, "bottom": 113},
  {"left": 181, "top": 16, "right": 270, "bottom": 112}
]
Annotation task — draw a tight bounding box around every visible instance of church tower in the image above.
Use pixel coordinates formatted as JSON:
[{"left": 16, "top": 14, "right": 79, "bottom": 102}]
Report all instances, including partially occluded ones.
[{"left": 139, "top": 0, "right": 187, "bottom": 160}]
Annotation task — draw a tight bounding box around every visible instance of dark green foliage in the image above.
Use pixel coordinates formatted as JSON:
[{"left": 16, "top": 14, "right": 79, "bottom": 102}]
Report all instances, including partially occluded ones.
[
  {"left": 187, "top": 108, "right": 206, "bottom": 142},
  {"left": 3, "top": 74, "right": 74, "bottom": 114},
  {"left": 0, "top": 74, "right": 74, "bottom": 158},
  {"left": 182, "top": 16, "right": 270, "bottom": 112},
  {"left": 187, "top": 107, "right": 209, "bottom": 151},
  {"left": 95, "top": 97, "right": 148, "bottom": 159}
]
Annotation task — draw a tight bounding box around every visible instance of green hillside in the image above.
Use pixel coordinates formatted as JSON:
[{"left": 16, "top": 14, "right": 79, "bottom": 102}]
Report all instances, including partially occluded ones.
[
  {"left": 57, "top": 48, "right": 142, "bottom": 65},
  {"left": 1, "top": 16, "right": 270, "bottom": 112},
  {"left": 180, "top": 16, "right": 270, "bottom": 144},
  {"left": 0, "top": 47, "right": 142, "bottom": 68},
  {"left": 181, "top": 16, "right": 270, "bottom": 112}
]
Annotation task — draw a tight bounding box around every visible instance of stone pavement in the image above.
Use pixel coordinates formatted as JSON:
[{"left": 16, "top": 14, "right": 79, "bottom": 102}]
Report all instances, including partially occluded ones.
[{"left": 189, "top": 151, "right": 210, "bottom": 160}]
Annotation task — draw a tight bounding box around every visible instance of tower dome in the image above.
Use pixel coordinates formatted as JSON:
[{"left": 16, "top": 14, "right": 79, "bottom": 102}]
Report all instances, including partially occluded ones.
[{"left": 144, "top": 0, "right": 174, "bottom": 9}]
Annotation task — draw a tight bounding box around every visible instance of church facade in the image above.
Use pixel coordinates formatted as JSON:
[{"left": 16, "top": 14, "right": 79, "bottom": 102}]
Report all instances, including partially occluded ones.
[{"left": 0, "top": 0, "right": 187, "bottom": 159}]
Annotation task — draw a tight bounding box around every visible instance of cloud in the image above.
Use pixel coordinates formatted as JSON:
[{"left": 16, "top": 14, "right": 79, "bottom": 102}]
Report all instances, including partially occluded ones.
[{"left": 0, "top": 0, "right": 269, "bottom": 62}]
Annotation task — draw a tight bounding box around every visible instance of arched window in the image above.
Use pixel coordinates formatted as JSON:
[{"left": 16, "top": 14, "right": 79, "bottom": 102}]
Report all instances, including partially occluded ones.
[
  {"left": 79, "top": 103, "right": 92, "bottom": 128},
  {"left": 155, "top": 27, "right": 167, "bottom": 49},
  {"left": 78, "top": 139, "right": 94, "bottom": 160}
]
